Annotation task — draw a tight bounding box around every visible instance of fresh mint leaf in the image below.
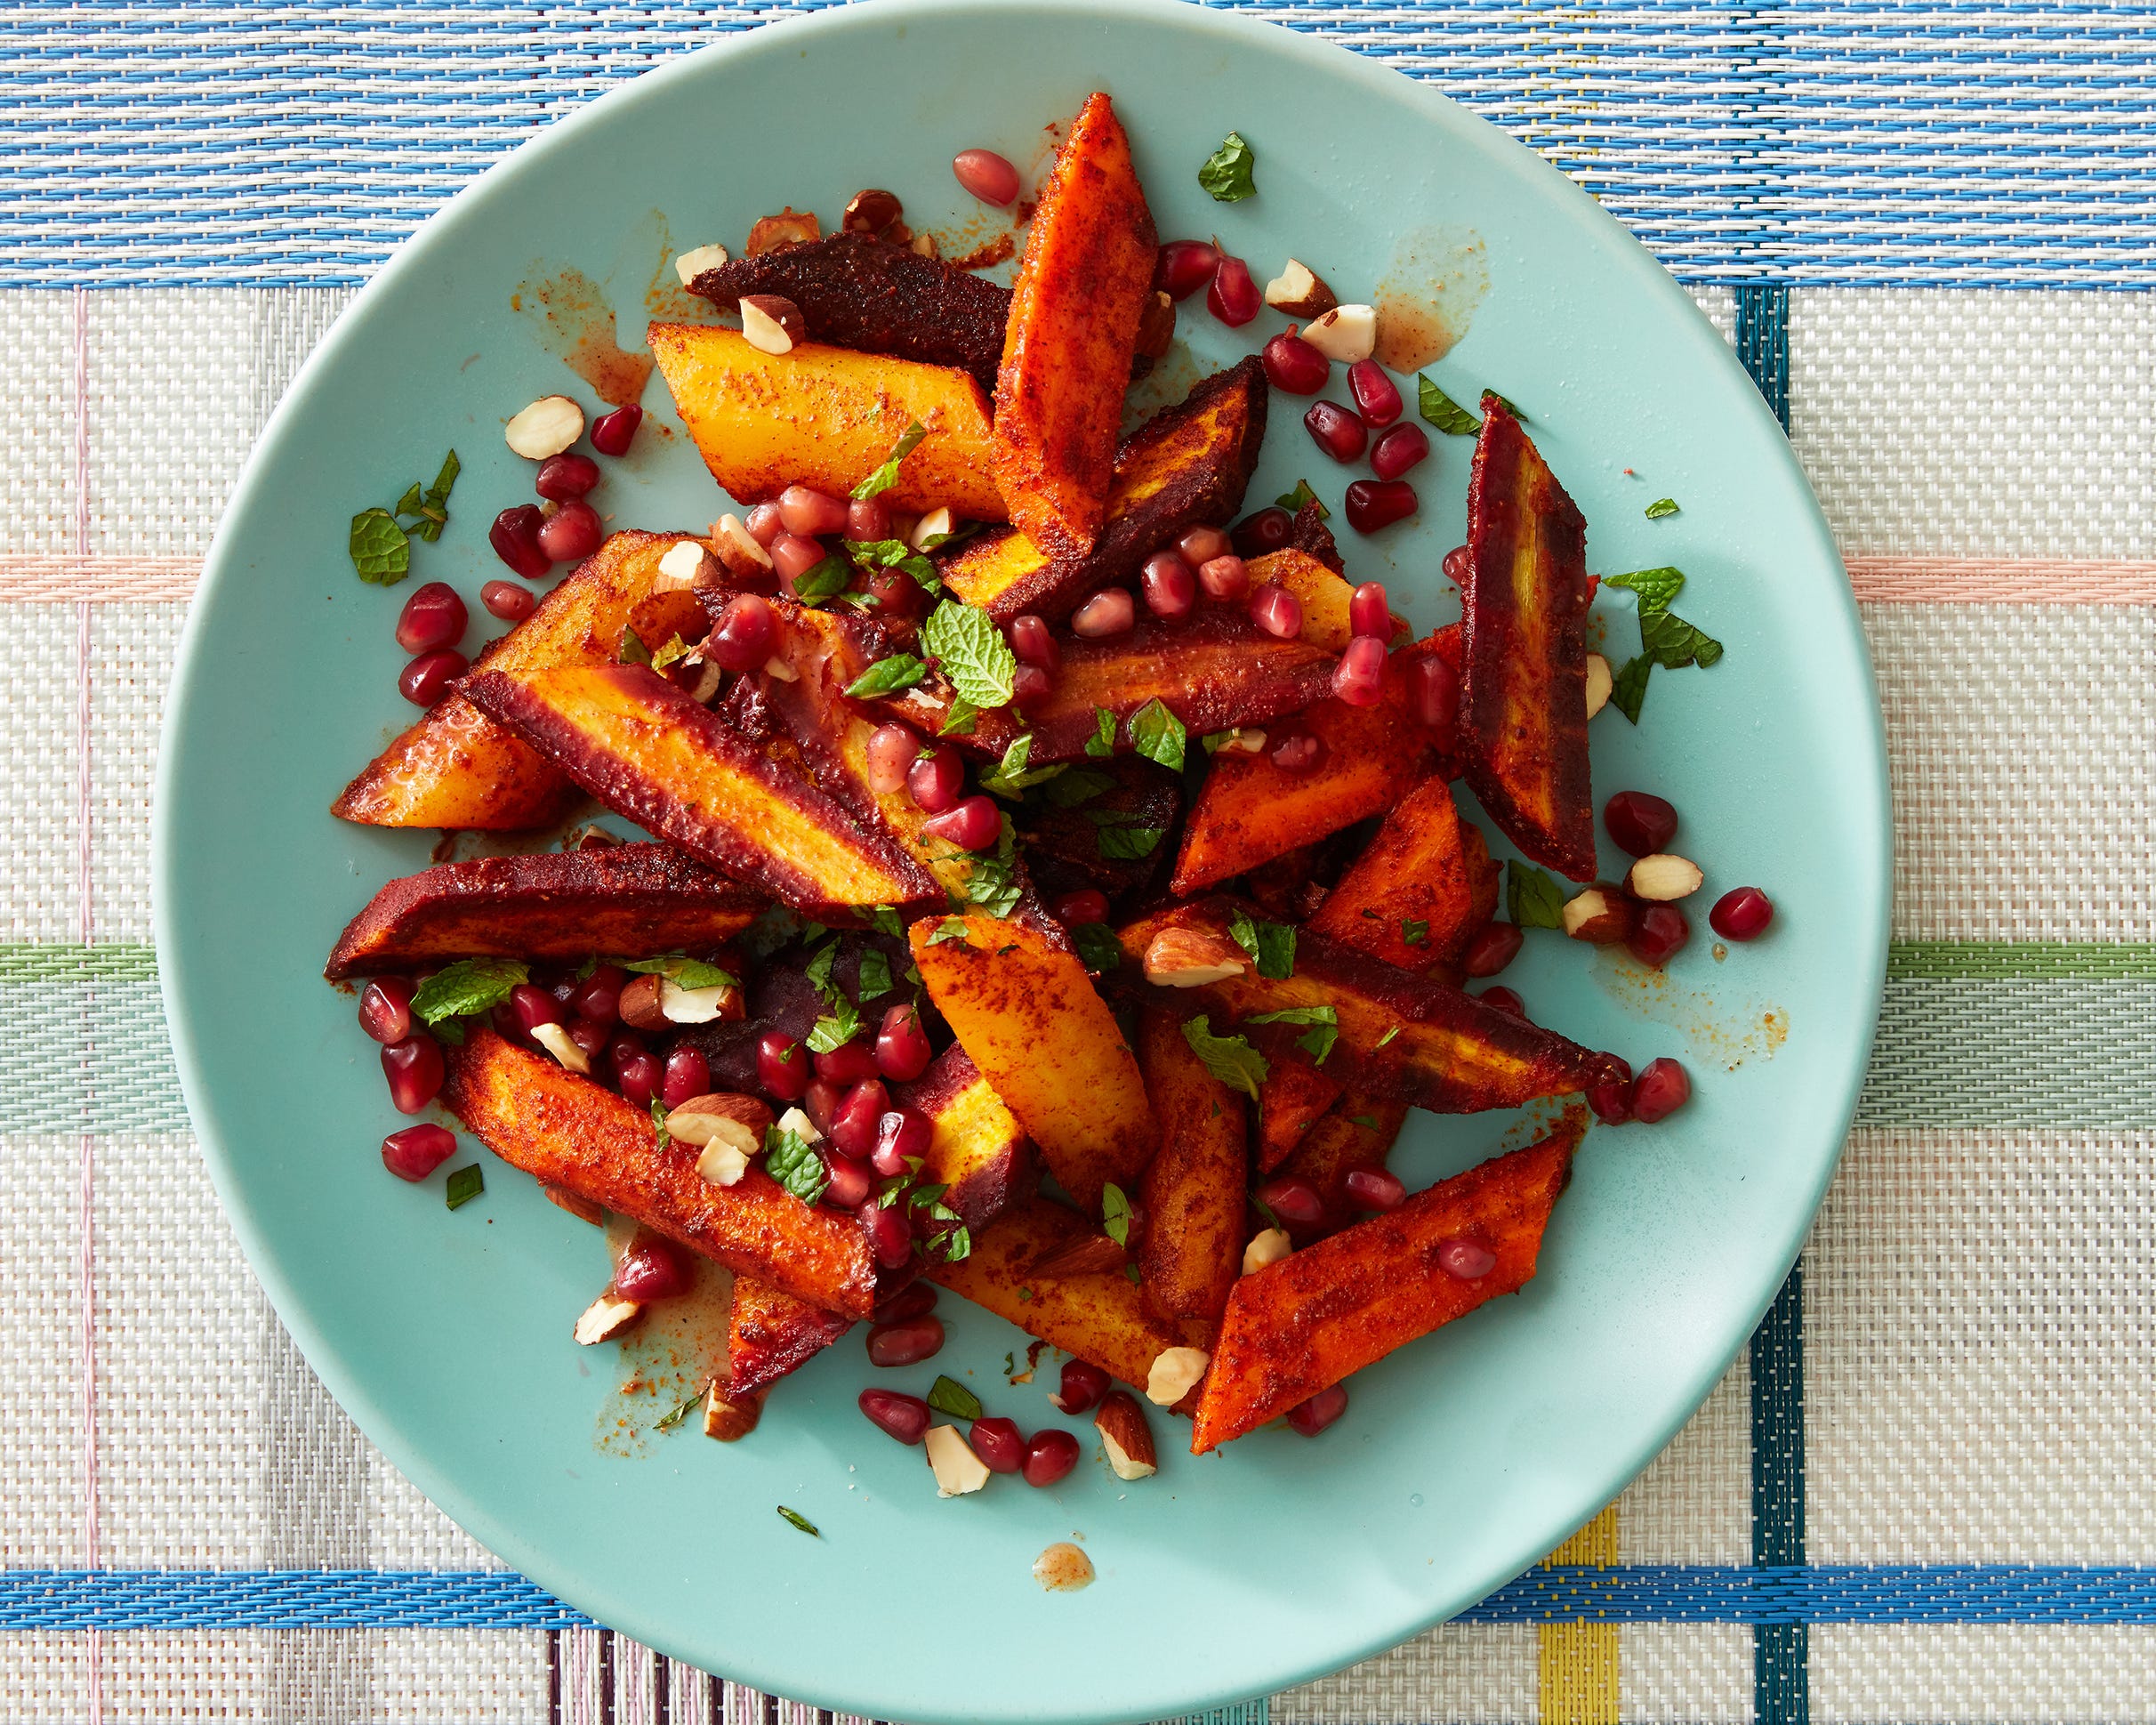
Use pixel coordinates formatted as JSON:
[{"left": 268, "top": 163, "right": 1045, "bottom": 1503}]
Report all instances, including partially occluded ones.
[
  {"left": 764, "top": 1124, "right": 828, "bottom": 1206},
  {"left": 445, "top": 1165, "right": 484, "bottom": 1210},
  {"left": 921, "top": 600, "right": 1017, "bottom": 711},
  {"left": 654, "top": 1390, "right": 702, "bottom": 1431},
  {"left": 1374, "top": 1025, "right": 1401, "bottom": 1048},
  {"left": 620, "top": 954, "right": 736, "bottom": 989},
  {"left": 1610, "top": 654, "right": 1653, "bottom": 724},
  {"left": 1507, "top": 862, "right": 1567, "bottom": 931},
  {"left": 852, "top": 422, "right": 928, "bottom": 500},
  {"left": 1487, "top": 391, "right": 1527, "bottom": 420},
  {"left": 809, "top": 999, "right": 861, "bottom": 1053},
  {"left": 412, "top": 957, "right": 527, "bottom": 1025},
  {"left": 1229, "top": 908, "right": 1296, "bottom": 980},
  {"left": 846, "top": 536, "right": 940, "bottom": 593},
  {"left": 1645, "top": 497, "right": 1680, "bottom": 520},
  {"left": 1417, "top": 376, "right": 1480, "bottom": 436},
  {"left": 349, "top": 508, "right": 411, "bottom": 584},
  {"left": 980, "top": 733, "right": 1066, "bottom": 801},
  {"left": 1084, "top": 706, "right": 1117, "bottom": 759},
  {"left": 790, "top": 553, "right": 855, "bottom": 606},
  {"left": 776, "top": 1505, "right": 820, "bottom": 1537},
  {"left": 1605, "top": 566, "right": 1686, "bottom": 611},
  {"left": 1094, "top": 821, "right": 1165, "bottom": 861},
  {"left": 1100, "top": 1183, "right": 1133, "bottom": 1248},
  {"left": 844, "top": 655, "right": 927, "bottom": 698},
  {"left": 932, "top": 1221, "right": 971, "bottom": 1263},
  {"left": 926, "top": 1374, "right": 984, "bottom": 1421},
  {"left": 938, "top": 694, "right": 980, "bottom": 736},
  {"left": 1275, "top": 478, "right": 1329, "bottom": 520},
  {"left": 1401, "top": 917, "right": 1430, "bottom": 947},
  {"left": 1246, "top": 1004, "right": 1339, "bottom": 1065},
  {"left": 1180, "top": 1015, "right": 1268, "bottom": 1100},
  {"left": 1348, "top": 1113, "right": 1380, "bottom": 1130},
  {"left": 1198, "top": 131, "right": 1257, "bottom": 202},
  {"left": 962, "top": 818, "right": 1024, "bottom": 918},
  {"left": 1127, "top": 697, "right": 1186, "bottom": 772},
  {"left": 1071, "top": 922, "right": 1122, "bottom": 973},
  {"left": 857, "top": 949, "right": 894, "bottom": 1002},
  {"left": 1639, "top": 608, "right": 1725, "bottom": 670},
  {"left": 926, "top": 917, "right": 970, "bottom": 947},
  {"left": 648, "top": 633, "right": 693, "bottom": 671},
  {"left": 1040, "top": 767, "right": 1115, "bottom": 809},
  {"left": 420, "top": 447, "right": 460, "bottom": 528},
  {"left": 804, "top": 937, "right": 841, "bottom": 1005},
  {"left": 872, "top": 907, "right": 907, "bottom": 941},
  {"left": 650, "top": 1096, "right": 672, "bottom": 1152},
  {"left": 617, "top": 625, "right": 653, "bottom": 666}
]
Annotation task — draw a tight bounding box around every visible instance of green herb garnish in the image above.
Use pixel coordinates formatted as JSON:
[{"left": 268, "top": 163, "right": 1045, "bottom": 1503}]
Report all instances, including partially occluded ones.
[
  {"left": 445, "top": 1165, "right": 484, "bottom": 1210},
  {"left": 1127, "top": 697, "right": 1186, "bottom": 772},
  {"left": 1245, "top": 1004, "right": 1339, "bottom": 1064},
  {"left": 1100, "top": 1183, "right": 1132, "bottom": 1248},
  {"left": 1071, "top": 923, "right": 1122, "bottom": 974},
  {"left": 921, "top": 599, "right": 1018, "bottom": 712},
  {"left": 764, "top": 1125, "right": 828, "bottom": 1206},
  {"left": 1228, "top": 909, "right": 1296, "bottom": 980},
  {"left": 1197, "top": 131, "right": 1258, "bottom": 202},
  {"left": 852, "top": 423, "right": 928, "bottom": 500},
  {"left": 1507, "top": 862, "right": 1568, "bottom": 931},
  {"left": 844, "top": 655, "right": 928, "bottom": 698},
  {"left": 1416, "top": 376, "right": 1481, "bottom": 437},
  {"left": 654, "top": 1390, "right": 703, "bottom": 1431},
  {"left": 619, "top": 954, "right": 737, "bottom": 989},
  {"left": 1401, "top": 917, "right": 1430, "bottom": 947},
  {"left": 412, "top": 957, "right": 527, "bottom": 1025},
  {"left": 927, "top": 1374, "right": 984, "bottom": 1422},
  {"left": 1084, "top": 706, "right": 1117, "bottom": 759},
  {"left": 776, "top": 1505, "right": 821, "bottom": 1537},
  {"left": 1275, "top": 477, "right": 1328, "bottom": 520},
  {"left": 1645, "top": 497, "right": 1680, "bottom": 520},
  {"left": 1181, "top": 1016, "right": 1268, "bottom": 1100}
]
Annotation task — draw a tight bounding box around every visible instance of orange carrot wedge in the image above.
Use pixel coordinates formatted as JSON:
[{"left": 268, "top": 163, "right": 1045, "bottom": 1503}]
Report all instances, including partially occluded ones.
[{"left": 1136, "top": 1005, "right": 1248, "bottom": 1326}]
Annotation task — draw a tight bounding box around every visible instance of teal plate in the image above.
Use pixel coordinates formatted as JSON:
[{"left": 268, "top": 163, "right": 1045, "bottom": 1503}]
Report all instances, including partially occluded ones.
[{"left": 156, "top": 4, "right": 1888, "bottom": 1719}]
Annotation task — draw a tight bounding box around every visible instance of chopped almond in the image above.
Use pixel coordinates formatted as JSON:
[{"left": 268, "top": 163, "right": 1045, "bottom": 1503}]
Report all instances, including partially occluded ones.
[
  {"left": 529, "top": 1021, "right": 591, "bottom": 1076},
  {"left": 925, "top": 1424, "right": 992, "bottom": 1496},
  {"left": 1242, "top": 1228, "right": 1292, "bottom": 1274},
  {"left": 1094, "top": 1390, "right": 1158, "bottom": 1479},
  {"left": 1263, "top": 259, "right": 1337, "bottom": 318},
  {"left": 1562, "top": 886, "right": 1635, "bottom": 944},
  {"left": 1627, "top": 853, "right": 1704, "bottom": 901},
  {"left": 1143, "top": 927, "right": 1248, "bottom": 987},
  {"left": 1145, "top": 1344, "right": 1210, "bottom": 1407},
  {"left": 574, "top": 1292, "right": 640, "bottom": 1345}
]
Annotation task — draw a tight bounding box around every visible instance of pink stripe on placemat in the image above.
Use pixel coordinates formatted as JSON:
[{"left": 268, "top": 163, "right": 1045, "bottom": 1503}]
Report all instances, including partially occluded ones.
[
  {"left": 0, "top": 555, "right": 203, "bottom": 601},
  {"left": 1846, "top": 558, "right": 2156, "bottom": 603}
]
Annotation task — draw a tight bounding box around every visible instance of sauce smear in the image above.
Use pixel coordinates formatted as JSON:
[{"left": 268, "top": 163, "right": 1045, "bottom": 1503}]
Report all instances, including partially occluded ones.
[
  {"left": 517, "top": 263, "right": 654, "bottom": 407},
  {"left": 1034, "top": 1542, "right": 1095, "bottom": 1592}
]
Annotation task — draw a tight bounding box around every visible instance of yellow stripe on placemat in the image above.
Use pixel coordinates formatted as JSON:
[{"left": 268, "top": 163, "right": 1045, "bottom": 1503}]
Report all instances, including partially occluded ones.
[{"left": 1538, "top": 1504, "right": 1620, "bottom": 1725}]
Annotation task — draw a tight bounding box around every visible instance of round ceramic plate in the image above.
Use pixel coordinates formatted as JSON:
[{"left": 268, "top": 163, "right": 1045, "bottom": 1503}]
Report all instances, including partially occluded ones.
[{"left": 157, "top": 4, "right": 1888, "bottom": 1719}]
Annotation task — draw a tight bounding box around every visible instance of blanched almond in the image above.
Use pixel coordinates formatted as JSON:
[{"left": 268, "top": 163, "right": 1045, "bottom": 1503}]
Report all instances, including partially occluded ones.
[
  {"left": 673, "top": 243, "right": 730, "bottom": 286},
  {"left": 1094, "top": 1390, "right": 1158, "bottom": 1480},
  {"left": 714, "top": 512, "right": 774, "bottom": 576},
  {"left": 1263, "top": 258, "right": 1338, "bottom": 318},
  {"left": 776, "top": 1106, "right": 822, "bottom": 1143},
  {"left": 1143, "top": 927, "right": 1248, "bottom": 987},
  {"left": 695, "top": 1140, "right": 752, "bottom": 1187},
  {"left": 1584, "top": 651, "right": 1613, "bottom": 720},
  {"left": 618, "top": 973, "right": 667, "bottom": 1030},
  {"left": 1146, "top": 1345, "right": 1210, "bottom": 1407},
  {"left": 1628, "top": 853, "right": 1704, "bottom": 902},
  {"left": 1562, "top": 886, "right": 1635, "bottom": 944},
  {"left": 739, "top": 294, "right": 802, "bottom": 355},
  {"left": 574, "top": 1292, "right": 640, "bottom": 1345},
  {"left": 504, "top": 394, "right": 584, "bottom": 460},
  {"left": 1300, "top": 304, "right": 1376, "bottom": 364},
  {"left": 654, "top": 539, "right": 718, "bottom": 592},
  {"left": 925, "top": 1424, "right": 991, "bottom": 1496},
  {"left": 659, "top": 979, "right": 739, "bottom": 1023},
  {"left": 908, "top": 506, "right": 955, "bottom": 551},
  {"left": 530, "top": 1020, "right": 591, "bottom": 1076},
  {"left": 1242, "top": 1227, "right": 1292, "bottom": 1274},
  {"left": 664, "top": 1092, "right": 771, "bottom": 1153}
]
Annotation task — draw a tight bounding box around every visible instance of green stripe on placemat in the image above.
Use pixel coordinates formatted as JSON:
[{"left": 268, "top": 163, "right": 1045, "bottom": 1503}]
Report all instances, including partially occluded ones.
[
  {"left": 0, "top": 941, "right": 159, "bottom": 984},
  {"left": 1886, "top": 942, "right": 2156, "bottom": 980}
]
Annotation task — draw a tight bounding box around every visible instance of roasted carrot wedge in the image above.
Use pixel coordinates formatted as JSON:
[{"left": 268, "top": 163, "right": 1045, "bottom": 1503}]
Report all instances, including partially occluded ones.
[
  {"left": 1191, "top": 1117, "right": 1583, "bottom": 1451},
  {"left": 441, "top": 1028, "right": 879, "bottom": 1318},
  {"left": 1307, "top": 777, "right": 1496, "bottom": 971},
  {"left": 324, "top": 842, "right": 763, "bottom": 979},
  {"left": 901, "top": 1044, "right": 1035, "bottom": 1232},
  {"left": 1254, "top": 1052, "right": 1344, "bottom": 1173},
  {"left": 333, "top": 529, "right": 708, "bottom": 830},
  {"left": 728, "top": 1279, "right": 854, "bottom": 1396},
  {"left": 1460, "top": 397, "right": 1596, "bottom": 880},
  {"left": 909, "top": 913, "right": 1154, "bottom": 1217},
  {"left": 944, "top": 359, "right": 1267, "bottom": 623},
  {"left": 992, "top": 93, "right": 1158, "bottom": 559},
  {"left": 463, "top": 663, "right": 939, "bottom": 915},
  {"left": 1136, "top": 1005, "right": 1249, "bottom": 1326}
]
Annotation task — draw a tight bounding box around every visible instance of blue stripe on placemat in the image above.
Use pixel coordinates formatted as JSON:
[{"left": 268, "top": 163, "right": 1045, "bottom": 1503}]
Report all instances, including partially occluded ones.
[
  {"left": 4, "top": 1568, "right": 2155, "bottom": 1630},
  {"left": 3, "top": 0, "right": 2153, "bottom": 286}
]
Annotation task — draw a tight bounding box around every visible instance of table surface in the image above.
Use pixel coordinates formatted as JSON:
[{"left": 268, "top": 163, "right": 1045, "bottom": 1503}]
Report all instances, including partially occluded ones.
[{"left": 3, "top": 3, "right": 2152, "bottom": 1721}]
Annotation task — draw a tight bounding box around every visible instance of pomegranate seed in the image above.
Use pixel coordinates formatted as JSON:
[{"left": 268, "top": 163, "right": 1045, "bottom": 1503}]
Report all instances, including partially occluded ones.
[
  {"left": 1196, "top": 553, "right": 1250, "bottom": 601},
  {"left": 536, "top": 499, "right": 603, "bottom": 562},
  {"left": 908, "top": 746, "right": 962, "bottom": 814},
  {"left": 1052, "top": 1358, "right": 1110, "bottom": 1415},
  {"left": 1256, "top": 1177, "right": 1323, "bottom": 1227},
  {"left": 567, "top": 1017, "right": 610, "bottom": 1061},
  {"left": 615, "top": 1047, "right": 660, "bottom": 1108},
  {"left": 1442, "top": 544, "right": 1471, "bottom": 584},
  {"left": 757, "top": 1032, "right": 809, "bottom": 1101},
  {"left": 1207, "top": 252, "right": 1260, "bottom": 326},
  {"left": 535, "top": 453, "right": 601, "bottom": 501},
  {"left": 398, "top": 649, "right": 467, "bottom": 707},
  {"left": 830, "top": 1079, "right": 890, "bottom": 1159},
  {"left": 394, "top": 582, "right": 468, "bottom": 654},
  {"left": 1438, "top": 1237, "right": 1497, "bottom": 1280},
  {"left": 804, "top": 1078, "right": 844, "bottom": 1138},
  {"left": 1604, "top": 791, "right": 1678, "bottom": 858},
  {"left": 1331, "top": 635, "right": 1388, "bottom": 707},
  {"left": 1051, "top": 888, "right": 1110, "bottom": 926},
  {"left": 1461, "top": 922, "right": 1524, "bottom": 978},
  {"left": 1345, "top": 478, "right": 1419, "bottom": 534},
  {"left": 848, "top": 496, "right": 891, "bottom": 542},
  {"left": 1021, "top": 1427, "right": 1082, "bottom": 1487},
  {"left": 488, "top": 504, "right": 551, "bottom": 578},
  {"left": 744, "top": 503, "right": 784, "bottom": 546},
  {"left": 921, "top": 794, "right": 1002, "bottom": 851},
  {"left": 588, "top": 403, "right": 641, "bottom": 456},
  {"left": 953, "top": 148, "right": 1020, "bottom": 206},
  {"left": 1631, "top": 1057, "right": 1691, "bottom": 1124},
  {"left": 1303, "top": 400, "right": 1367, "bottom": 463},
  {"left": 1155, "top": 239, "right": 1219, "bottom": 301},
  {"left": 1370, "top": 422, "right": 1430, "bottom": 481},
  {"left": 875, "top": 1282, "right": 937, "bottom": 1323},
  {"left": 865, "top": 1314, "right": 944, "bottom": 1367},
  {"left": 661, "top": 1046, "right": 711, "bottom": 1109},
  {"left": 1177, "top": 526, "right": 1231, "bottom": 567},
  {"left": 1710, "top": 887, "right": 1775, "bottom": 940},
  {"left": 1250, "top": 583, "right": 1303, "bottom": 640},
  {"left": 358, "top": 978, "right": 415, "bottom": 1045},
  {"left": 1070, "top": 587, "right": 1135, "bottom": 639},
  {"left": 862, "top": 1199, "right": 915, "bottom": 1269},
  {"left": 814, "top": 1039, "right": 883, "bottom": 1086},
  {"left": 769, "top": 532, "right": 825, "bottom": 590},
  {"left": 1408, "top": 654, "right": 1460, "bottom": 747},
  {"left": 1344, "top": 1168, "right": 1405, "bottom": 1212},
  {"left": 870, "top": 1105, "right": 933, "bottom": 1176},
  {"left": 824, "top": 1152, "right": 873, "bottom": 1211},
  {"left": 970, "top": 1415, "right": 1025, "bottom": 1473},
  {"left": 866, "top": 722, "right": 921, "bottom": 795},
  {"left": 1587, "top": 1057, "right": 1635, "bottom": 1125},
  {"left": 1009, "top": 615, "right": 1059, "bottom": 669},
  {"left": 1348, "top": 582, "right": 1392, "bottom": 641},
  {"left": 1348, "top": 359, "right": 1403, "bottom": 425},
  {"left": 1262, "top": 329, "right": 1331, "bottom": 394},
  {"left": 873, "top": 1004, "right": 933, "bottom": 1083},
  {"left": 381, "top": 1036, "right": 445, "bottom": 1115},
  {"left": 480, "top": 579, "right": 535, "bottom": 622},
  {"left": 1629, "top": 903, "right": 1691, "bottom": 968},
  {"left": 778, "top": 485, "right": 850, "bottom": 538},
  {"left": 1477, "top": 986, "right": 1526, "bottom": 1019},
  {"left": 381, "top": 1124, "right": 456, "bottom": 1182},
  {"left": 1270, "top": 730, "right": 1325, "bottom": 774},
  {"left": 572, "top": 964, "right": 625, "bottom": 1026},
  {"left": 615, "top": 1235, "right": 689, "bottom": 1301},
  {"left": 1231, "top": 507, "right": 1293, "bottom": 558},
  {"left": 509, "top": 983, "right": 563, "bottom": 1035},
  {"left": 1139, "top": 551, "right": 1196, "bottom": 619},
  {"left": 859, "top": 1387, "right": 932, "bottom": 1445},
  {"left": 707, "top": 593, "right": 776, "bottom": 672},
  {"left": 1286, "top": 1383, "right": 1349, "bottom": 1436}
]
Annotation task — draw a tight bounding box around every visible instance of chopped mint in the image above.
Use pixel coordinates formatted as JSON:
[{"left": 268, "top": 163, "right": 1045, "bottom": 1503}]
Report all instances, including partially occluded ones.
[
  {"left": 1507, "top": 862, "right": 1567, "bottom": 931},
  {"left": 1127, "top": 698, "right": 1186, "bottom": 772},
  {"left": 412, "top": 957, "right": 527, "bottom": 1025},
  {"left": 445, "top": 1165, "right": 484, "bottom": 1210},
  {"left": 1180, "top": 1015, "right": 1268, "bottom": 1100},
  {"left": 1197, "top": 131, "right": 1257, "bottom": 202},
  {"left": 852, "top": 423, "right": 928, "bottom": 500},
  {"left": 921, "top": 600, "right": 1017, "bottom": 711}
]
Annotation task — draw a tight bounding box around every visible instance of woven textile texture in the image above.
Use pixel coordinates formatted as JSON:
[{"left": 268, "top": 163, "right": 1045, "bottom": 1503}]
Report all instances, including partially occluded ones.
[{"left": 4, "top": 0, "right": 2155, "bottom": 1720}]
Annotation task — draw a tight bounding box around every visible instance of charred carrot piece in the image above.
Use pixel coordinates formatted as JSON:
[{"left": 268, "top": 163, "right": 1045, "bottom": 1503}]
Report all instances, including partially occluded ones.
[
  {"left": 900, "top": 1044, "right": 1035, "bottom": 1233},
  {"left": 1191, "top": 1117, "right": 1583, "bottom": 1451},
  {"left": 1459, "top": 397, "right": 1596, "bottom": 880},
  {"left": 728, "top": 1278, "right": 855, "bottom": 1397},
  {"left": 1307, "top": 777, "right": 1497, "bottom": 971},
  {"left": 1254, "top": 1052, "right": 1344, "bottom": 1174},
  {"left": 1276, "top": 1092, "right": 1411, "bottom": 1240},
  {"left": 1136, "top": 1005, "right": 1249, "bottom": 1326}
]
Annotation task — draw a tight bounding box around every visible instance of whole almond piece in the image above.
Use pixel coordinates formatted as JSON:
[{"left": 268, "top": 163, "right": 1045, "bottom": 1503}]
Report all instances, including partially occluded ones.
[
  {"left": 714, "top": 512, "right": 774, "bottom": 576},
  {"left": 1263, "top": 258, "right": 1338, "bottom": 318},
  {"left": 1300, "top": 304, "right": 1377, "bottom": 363},
  {"left": 1562, "top": 886, "right": 1636, "bottom": 945},
  {"left": 660, "top": 978, "right": 741, "bottom": 1024},
  {"left": 504, "top": 394, "right": 584, "bottom": 460},
  {"left": 673, "top": 243, "right": 729, "bottom": 286},
  {"left": 1094, "top": 1390, "right": 1159, "bottom": 1480},
  {"left": 654, "top": 539, "right": 718, "bottom": 592},
  {"left": 665, "top": 1092, "right": 773, "bottom": 1152},
  {"left": 1143, "top": 927, "right": 1248, "bottom": 987},
  {"left": 1628, "top": 853, "right": 1704, "bottom": 901},
  {"left": 740, "top": 294, "right": 804, "bottom": 355},
  {"left": 925, "top": 1424, "right": 991, "bottom": 1496}
]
